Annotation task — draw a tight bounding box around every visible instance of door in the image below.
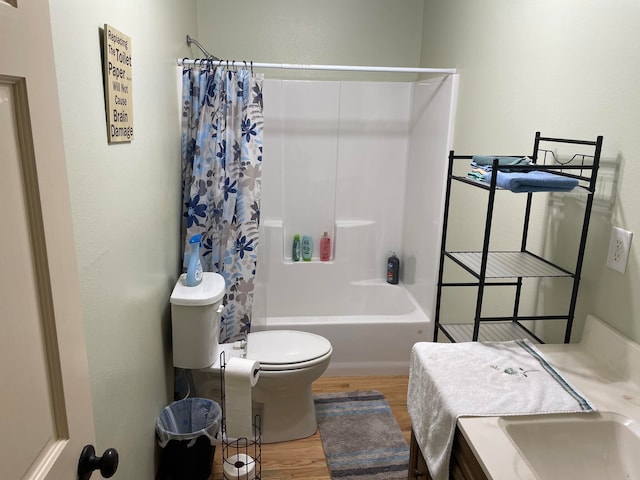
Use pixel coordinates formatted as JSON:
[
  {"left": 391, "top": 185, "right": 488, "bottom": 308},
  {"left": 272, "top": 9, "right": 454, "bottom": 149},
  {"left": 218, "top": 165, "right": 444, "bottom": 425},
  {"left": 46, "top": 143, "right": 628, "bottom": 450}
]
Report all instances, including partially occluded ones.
[{"left": 0, "top": 0, "right": 97, "bottom": 478}]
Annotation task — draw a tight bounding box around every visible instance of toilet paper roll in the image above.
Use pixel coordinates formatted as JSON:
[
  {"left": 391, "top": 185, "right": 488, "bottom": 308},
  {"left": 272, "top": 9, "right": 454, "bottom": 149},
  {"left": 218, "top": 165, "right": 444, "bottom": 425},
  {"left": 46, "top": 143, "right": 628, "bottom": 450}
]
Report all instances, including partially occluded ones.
[
  {"left": 224, "top": 357, "right": 260, "bottom": 439},
  {"left": 223, "top": 453, "right": 256, "bottom": 480}
]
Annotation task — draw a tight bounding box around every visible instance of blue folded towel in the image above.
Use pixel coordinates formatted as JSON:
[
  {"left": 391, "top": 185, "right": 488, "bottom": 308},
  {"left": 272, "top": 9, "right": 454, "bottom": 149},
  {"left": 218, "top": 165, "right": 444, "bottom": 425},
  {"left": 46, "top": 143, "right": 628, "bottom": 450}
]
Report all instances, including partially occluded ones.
[
  {"left": 485, "top": 170, "right": 579, "bottom": 193},
  {"left": 472, "top": 155, "right": 531, "bottom": 167}
]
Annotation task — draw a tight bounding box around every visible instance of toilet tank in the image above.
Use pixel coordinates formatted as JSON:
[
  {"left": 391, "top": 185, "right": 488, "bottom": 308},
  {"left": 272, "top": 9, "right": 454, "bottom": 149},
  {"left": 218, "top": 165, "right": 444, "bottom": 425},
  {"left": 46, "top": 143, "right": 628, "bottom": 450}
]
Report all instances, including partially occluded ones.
[{"left": 170, "top": 272, "right": 226, "bottom": 369}]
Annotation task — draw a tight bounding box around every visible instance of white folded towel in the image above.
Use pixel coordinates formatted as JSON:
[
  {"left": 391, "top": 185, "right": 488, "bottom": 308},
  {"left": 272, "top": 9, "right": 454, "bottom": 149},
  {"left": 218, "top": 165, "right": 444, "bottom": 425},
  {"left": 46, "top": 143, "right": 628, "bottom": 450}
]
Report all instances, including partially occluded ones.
[{"left": 407, "top": 339, "right": 595, "bottom": 480}]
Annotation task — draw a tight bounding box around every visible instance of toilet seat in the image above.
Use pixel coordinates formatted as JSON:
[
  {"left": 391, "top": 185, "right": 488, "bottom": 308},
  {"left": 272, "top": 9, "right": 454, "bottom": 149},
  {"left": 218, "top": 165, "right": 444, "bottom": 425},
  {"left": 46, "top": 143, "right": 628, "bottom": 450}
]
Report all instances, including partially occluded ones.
[{"left": 247, "top": 330, "right": 332, "bottom": 371}]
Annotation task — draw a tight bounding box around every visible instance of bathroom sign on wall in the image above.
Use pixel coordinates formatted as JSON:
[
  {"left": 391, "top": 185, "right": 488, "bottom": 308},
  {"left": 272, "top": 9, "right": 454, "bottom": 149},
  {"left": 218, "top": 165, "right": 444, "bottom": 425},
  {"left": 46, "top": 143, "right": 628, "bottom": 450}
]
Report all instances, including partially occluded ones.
[{"left": 103, "top": 24, "right": 134, "bottom": 143}]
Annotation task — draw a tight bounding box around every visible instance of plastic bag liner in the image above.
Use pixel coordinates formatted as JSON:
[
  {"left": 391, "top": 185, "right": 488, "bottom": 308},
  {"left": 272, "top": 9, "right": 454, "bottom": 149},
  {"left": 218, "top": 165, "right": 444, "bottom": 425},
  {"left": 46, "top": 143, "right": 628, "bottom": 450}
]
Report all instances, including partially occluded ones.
[{"left": 156, "top": 398, "right": 221, "bottom": 448}]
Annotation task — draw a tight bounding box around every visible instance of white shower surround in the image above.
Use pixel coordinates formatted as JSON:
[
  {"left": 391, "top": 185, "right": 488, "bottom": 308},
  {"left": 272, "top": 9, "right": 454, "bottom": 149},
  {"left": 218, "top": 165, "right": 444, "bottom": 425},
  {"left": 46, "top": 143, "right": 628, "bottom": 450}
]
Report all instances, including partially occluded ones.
[{"left": 253, "top": 76, "right": 458, "bottom": 375}]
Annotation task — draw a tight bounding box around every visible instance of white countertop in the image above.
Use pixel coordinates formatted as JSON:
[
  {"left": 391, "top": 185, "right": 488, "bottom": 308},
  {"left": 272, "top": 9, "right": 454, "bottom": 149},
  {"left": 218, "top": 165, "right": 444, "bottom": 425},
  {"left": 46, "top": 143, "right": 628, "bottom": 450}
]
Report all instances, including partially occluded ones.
[{"left": 456, "top": 315, "right": 640, "bottom": 479}]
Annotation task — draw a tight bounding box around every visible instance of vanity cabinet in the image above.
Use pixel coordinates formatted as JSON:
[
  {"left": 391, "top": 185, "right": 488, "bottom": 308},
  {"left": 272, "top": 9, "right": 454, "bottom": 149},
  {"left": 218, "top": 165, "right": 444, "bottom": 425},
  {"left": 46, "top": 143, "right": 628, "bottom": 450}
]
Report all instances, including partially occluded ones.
[
  {"left": 409, "top": 428, "right": 488, "bottom": 480},
  {"left": 434, "top": 132, "right": 603, "bottom": 344}
]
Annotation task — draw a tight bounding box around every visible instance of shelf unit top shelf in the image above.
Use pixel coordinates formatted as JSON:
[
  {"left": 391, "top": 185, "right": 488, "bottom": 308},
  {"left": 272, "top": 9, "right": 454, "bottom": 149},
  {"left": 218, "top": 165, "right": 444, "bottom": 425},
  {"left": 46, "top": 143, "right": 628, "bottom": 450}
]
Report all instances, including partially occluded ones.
[{"left": 446, "top": 251, "right": 572, "bottom": 278}]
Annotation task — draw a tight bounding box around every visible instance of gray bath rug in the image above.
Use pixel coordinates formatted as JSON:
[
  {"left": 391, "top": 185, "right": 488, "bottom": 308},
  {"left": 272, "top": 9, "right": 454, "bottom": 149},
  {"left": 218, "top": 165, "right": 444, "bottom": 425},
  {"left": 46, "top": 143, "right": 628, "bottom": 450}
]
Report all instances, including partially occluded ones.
[{"left": 314, "top": 390, "right": 409, "bottom": 480}]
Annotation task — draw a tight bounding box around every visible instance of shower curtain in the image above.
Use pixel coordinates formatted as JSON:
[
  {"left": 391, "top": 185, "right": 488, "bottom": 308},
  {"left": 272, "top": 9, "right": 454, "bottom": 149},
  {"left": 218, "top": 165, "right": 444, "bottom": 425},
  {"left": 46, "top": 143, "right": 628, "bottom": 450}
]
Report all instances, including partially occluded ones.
[{"left": 181, "top": 65, "right": 264, "bottom": 343}]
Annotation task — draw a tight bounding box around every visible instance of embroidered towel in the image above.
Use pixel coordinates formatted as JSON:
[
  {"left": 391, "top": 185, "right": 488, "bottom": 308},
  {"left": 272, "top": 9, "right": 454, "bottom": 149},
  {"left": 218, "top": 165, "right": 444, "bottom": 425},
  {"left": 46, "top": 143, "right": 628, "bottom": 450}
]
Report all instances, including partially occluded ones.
[{"left": 407, "top": 339, "right": 595, "bottom": 480}]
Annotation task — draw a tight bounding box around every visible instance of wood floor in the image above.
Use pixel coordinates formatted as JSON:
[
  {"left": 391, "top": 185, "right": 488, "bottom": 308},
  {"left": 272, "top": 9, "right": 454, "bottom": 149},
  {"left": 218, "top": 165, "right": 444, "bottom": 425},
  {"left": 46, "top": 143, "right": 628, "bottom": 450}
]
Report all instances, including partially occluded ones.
[{"left": 210, "top": 375, "right": 410, "bottom": 480}]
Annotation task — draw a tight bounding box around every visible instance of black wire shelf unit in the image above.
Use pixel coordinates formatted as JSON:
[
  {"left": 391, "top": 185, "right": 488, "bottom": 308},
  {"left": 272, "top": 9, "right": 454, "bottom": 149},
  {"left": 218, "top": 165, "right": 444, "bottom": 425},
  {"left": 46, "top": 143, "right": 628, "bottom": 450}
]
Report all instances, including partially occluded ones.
[{"left": 434, "top": 132, "right": 603, "bottom": 344}]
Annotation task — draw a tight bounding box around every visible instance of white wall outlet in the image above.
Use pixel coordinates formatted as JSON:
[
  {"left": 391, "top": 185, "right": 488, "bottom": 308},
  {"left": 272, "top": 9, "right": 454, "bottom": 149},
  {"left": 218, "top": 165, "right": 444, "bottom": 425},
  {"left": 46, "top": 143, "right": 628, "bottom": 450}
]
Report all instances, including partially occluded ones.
[{"left": 606, "top": 226, "right": 633, "bottom": 274}]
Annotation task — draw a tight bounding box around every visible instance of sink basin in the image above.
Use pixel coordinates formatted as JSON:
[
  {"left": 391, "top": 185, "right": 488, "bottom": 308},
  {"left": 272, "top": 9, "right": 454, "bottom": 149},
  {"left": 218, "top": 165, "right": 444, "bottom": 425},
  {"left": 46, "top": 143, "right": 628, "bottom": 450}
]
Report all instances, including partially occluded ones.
[{"left": 499, "top": 412, "right": 640, "bottom": 479}]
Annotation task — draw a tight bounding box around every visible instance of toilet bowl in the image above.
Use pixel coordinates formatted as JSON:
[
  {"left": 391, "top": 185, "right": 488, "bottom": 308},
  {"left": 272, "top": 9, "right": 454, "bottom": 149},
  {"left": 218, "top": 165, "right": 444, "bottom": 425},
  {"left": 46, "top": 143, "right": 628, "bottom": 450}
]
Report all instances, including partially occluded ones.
[
  {"left": 170, "top": 271, "right": 333, "bottom": 444},
  {"left": 246, "top": 330, "right": 333, "bottom": 443},
  {"left": 192, "top": 330, "right": 332, "bottom": 443}
]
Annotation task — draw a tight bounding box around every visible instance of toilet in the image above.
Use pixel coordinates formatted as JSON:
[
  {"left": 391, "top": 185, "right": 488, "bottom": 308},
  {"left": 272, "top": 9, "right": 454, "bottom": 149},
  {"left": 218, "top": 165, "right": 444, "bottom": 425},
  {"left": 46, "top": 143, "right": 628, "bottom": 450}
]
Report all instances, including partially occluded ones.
[{"left": 170, "top": 272, "right": 333, "bottom": 443}]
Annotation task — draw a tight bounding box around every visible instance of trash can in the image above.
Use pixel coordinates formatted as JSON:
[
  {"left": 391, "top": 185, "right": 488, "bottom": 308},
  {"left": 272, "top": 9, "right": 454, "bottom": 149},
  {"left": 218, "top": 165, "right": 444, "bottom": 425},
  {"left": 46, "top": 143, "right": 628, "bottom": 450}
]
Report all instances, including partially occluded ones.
[{"left": 156, "top": 397, "right": 222, "bottom": 480}]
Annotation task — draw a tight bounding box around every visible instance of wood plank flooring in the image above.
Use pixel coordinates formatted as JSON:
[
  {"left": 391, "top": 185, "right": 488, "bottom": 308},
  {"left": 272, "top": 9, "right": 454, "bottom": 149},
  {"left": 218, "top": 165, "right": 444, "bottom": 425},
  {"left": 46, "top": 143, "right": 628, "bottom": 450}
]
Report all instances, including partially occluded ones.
[{"left": 210, "top": 375, "right": 410, "bottom": 480}]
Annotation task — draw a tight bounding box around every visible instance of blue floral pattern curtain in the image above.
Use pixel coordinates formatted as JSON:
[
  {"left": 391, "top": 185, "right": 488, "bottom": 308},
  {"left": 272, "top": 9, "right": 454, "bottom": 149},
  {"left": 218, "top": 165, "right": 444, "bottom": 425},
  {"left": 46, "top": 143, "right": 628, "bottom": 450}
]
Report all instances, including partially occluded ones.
[{"left": 181, "top": 65, "right": 264, "bottom": 343}]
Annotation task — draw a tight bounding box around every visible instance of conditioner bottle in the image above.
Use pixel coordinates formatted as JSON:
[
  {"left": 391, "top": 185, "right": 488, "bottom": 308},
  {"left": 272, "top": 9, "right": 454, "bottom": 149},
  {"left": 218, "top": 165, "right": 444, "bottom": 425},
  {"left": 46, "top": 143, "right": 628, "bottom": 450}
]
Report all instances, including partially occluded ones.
[{"left": 302, "top": 235, "right": 313, "bottom": 261}]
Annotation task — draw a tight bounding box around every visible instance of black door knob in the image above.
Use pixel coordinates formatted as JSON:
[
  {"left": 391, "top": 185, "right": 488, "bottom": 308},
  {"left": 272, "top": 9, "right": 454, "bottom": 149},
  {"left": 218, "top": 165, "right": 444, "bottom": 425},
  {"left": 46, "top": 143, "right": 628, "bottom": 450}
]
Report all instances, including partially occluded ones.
[{"left": 77, "top": 444, "right": 119, "bottom": 480}]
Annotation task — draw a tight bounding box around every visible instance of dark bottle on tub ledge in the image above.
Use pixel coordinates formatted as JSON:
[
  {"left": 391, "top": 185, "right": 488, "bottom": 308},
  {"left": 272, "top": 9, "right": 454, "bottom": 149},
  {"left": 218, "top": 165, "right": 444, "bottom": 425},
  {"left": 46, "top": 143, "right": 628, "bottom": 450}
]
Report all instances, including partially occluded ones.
[{"left": 387, "top": 252, "right": 399, "bottom": 284}]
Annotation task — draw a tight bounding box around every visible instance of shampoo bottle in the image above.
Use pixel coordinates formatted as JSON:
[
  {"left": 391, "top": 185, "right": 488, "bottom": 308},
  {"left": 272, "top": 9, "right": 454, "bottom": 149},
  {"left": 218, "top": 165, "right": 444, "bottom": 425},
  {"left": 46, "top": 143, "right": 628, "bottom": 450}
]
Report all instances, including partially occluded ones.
[
  {"left": 186, "top": 233, "right": 203, "bottom": 287},
  {"left": 292, "top": 234, "right": 301, "bottom": 262},
  {"left": 302, "top": 235, "right": 313, "bottom": 261},
  {"left": 387, "top": 252, "right": 399, "bottom": 285},
  {"left": 320, "top": 232, "right": 331, "bottom": 261}
]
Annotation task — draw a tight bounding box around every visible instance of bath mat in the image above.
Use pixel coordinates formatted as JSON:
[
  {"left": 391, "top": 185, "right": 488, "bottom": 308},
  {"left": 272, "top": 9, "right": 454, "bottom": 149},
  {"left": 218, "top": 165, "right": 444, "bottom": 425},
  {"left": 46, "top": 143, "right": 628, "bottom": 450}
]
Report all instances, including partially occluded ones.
[{"left": 314, "top": 390, "right": 409, "bottom": 480}]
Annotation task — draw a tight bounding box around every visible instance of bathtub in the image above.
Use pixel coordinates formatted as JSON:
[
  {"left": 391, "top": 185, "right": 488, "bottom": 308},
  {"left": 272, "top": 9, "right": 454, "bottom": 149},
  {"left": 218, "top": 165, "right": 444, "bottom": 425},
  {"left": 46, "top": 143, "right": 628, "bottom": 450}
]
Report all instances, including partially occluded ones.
[{"left": 253, "top": 281, "right": 433, "bottom": 376}]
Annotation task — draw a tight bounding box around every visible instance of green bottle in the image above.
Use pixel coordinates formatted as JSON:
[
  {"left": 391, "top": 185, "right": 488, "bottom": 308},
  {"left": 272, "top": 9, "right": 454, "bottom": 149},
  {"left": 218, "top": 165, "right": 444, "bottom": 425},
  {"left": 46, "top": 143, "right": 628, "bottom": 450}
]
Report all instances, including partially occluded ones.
[{"left": 292, "top": 234, "right": 301, "bottom": 262}]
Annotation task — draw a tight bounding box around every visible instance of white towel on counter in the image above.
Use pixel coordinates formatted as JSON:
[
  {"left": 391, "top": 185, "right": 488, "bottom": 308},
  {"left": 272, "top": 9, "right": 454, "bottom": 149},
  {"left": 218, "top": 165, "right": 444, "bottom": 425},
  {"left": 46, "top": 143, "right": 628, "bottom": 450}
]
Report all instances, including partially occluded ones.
[{"left": 407, "top": 339, "right": 595, "bottom": 480}]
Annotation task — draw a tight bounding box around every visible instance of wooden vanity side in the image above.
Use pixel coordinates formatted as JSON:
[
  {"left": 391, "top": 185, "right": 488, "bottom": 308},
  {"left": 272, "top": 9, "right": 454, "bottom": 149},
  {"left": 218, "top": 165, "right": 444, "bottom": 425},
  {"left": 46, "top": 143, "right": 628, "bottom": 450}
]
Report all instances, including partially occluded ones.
[
  {"left": 409, "top": 429, "right": 430, "bottom": 479},
  {"left": 408, "top": 428, "right": 488, "bottom": 480}
]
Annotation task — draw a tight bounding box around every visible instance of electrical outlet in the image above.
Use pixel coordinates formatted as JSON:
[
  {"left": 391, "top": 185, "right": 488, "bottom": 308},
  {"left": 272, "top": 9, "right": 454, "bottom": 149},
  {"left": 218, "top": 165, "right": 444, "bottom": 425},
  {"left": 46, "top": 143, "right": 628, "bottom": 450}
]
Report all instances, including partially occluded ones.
[{"left": 606, "top": 226, "right": 633, "bottom": 274}]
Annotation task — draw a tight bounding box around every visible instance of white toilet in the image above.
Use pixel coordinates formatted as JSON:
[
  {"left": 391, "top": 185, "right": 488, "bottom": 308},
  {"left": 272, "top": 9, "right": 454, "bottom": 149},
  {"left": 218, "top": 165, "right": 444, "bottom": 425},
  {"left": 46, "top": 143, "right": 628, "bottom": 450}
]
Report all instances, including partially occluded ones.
[{"left": 170, "top": 272, "right": 333, "bottom": 444}]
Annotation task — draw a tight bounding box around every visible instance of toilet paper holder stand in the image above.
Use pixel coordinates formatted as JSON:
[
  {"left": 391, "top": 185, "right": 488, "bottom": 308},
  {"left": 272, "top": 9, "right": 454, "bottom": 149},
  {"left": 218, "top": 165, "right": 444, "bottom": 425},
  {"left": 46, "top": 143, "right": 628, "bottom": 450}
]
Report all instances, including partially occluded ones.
[{"left": 219, "top": 350, "right": 262, "bottom": 480}]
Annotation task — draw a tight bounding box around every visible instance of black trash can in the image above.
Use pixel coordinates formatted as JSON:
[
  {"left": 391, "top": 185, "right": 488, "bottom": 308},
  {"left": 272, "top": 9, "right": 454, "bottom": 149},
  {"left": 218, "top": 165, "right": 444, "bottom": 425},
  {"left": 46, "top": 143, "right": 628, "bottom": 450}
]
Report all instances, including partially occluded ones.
[{"left": 156, "top": 397, "right": 222, "bottom": 480}]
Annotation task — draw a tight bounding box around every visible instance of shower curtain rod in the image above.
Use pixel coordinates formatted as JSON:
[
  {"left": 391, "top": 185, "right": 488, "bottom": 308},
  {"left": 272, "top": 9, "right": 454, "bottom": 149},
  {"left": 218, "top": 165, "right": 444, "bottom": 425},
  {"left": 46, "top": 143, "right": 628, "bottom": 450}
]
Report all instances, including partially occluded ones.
[
  {"left": 181, "top": 36, "right": 456, "bottom": 74},
  {"left": 177, "top": 57, "right": 456, "bottom": 74}
]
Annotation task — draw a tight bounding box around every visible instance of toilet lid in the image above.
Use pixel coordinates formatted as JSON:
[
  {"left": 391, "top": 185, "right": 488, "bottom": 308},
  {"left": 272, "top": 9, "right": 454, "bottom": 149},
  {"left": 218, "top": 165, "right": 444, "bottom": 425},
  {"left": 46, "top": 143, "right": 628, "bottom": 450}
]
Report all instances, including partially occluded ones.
[{"left": 246, "top": 330, "right": 332, "bottom": 366}]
